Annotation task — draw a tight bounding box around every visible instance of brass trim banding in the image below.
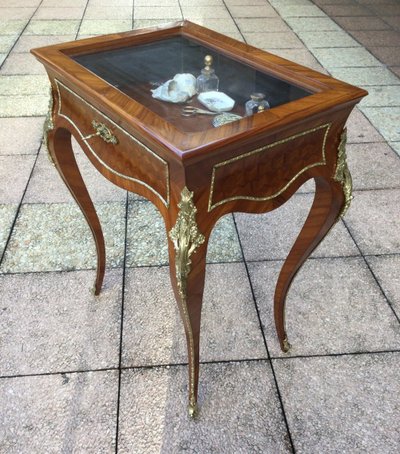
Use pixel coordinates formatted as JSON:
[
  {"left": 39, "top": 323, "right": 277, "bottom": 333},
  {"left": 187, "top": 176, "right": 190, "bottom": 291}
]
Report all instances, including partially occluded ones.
[
  {"left": 43, "top": 88, "right": 55, "bottom": 165},
  {"left": 334, "top": 128, "right": 352, "bottom": 218},
  {"left": 55, "top": 79, "right": 170, "bottom": 208},
  {"left": 169, "top": 187, "right": 205, "bottom": 417},
  {"left": 208, "top": 123, "right": 331, "bottom": 212}
]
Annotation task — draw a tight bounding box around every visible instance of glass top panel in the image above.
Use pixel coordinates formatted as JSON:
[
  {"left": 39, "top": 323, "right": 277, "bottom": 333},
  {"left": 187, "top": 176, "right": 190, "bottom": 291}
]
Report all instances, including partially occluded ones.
[{"left": 72, "top": 35, "right": 313, "bottom": 133}]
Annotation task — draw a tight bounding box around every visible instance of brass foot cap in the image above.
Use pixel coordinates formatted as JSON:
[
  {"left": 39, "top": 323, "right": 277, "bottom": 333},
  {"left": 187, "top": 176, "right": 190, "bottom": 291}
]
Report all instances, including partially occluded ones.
[
  {"left": 91, "top": 285, "right": 101, "bottom": 296},
  {"left": 188, "top": 402, "right": 198, "bottom": 418},
  {"left": 282, "top": 337, "right": 291, "bottom": 353}
]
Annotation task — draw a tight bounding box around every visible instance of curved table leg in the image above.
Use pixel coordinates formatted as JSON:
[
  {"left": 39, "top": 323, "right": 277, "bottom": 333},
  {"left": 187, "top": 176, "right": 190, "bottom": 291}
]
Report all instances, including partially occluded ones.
[
  {"left": 274, "top": 176, "right": 345, "bottom": 352},
  {"left": 47, "top": 126, "right": 106, "bottom": 295},
  {"left": 168, "top": 187, "right": 209, "bottom": 418}
]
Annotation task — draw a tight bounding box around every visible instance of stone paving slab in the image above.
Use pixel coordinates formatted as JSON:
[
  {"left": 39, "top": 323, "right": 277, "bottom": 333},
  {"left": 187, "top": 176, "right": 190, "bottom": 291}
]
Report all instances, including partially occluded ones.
[
  {"left": 360, "top": 86, "right": 400, "bottom": 108},
  {"left": 333, "top": 15, "right": 391, "bottom": 31},
  {"left": 33, "top": 7, "right": 86, "bottom": 21},
  {"left": 0, "top": 155, "right": 36, "bottom": 204},
  {"left": 298, "top": 30, "right": 360, "bottom": 48},
  {"left": 0, "top": 204, "right": 17, "bottom": 259},
  {"left": 389, "top": 140, "right": 400, "bottom": 155},
  {"left": 0, "top": 117, "right": 44, "bottom": 155},
  {"left": 12, "top": 34, "right": 76, "bottom": 52},
  {"left": 266, "top": 48, "right": 323, "bottom": 70},
  {"left": 235, "top": 193, "right": 359, "bottom": 262},
  {"left": 0, "top": 95, "right": 49, "bottom": 117},
  {"left": 122, "top": 263, "right": 266, "bottom": 367},
  {"left": 0, "top": 202, "right": 126, "bottom": 273},
  {"left": 25, "top": 20, "right": 81, "bottom": 36},
  {"left": 249, "top": 257, "right": 400, "bottom": 357},
  {"left": 0, "top": 20, "right": 28, "bottom": 36},
  {"left": 7, "top": 0, "right": 41, "bottom": 6},
  {"left": 346, "top": 108, "right": 385, "bottom": 143},
  {"left": 330, "top": 67, "right": 400, "bottom": 86},
  {"left": 361, "top": 106, "right": 400, "bottom": 142},
  {"left": 126, "top": 201, "right": 242, "bottom": 267},
  {"left": 273, "top": 353, "right": 400, "bottom": 453},
  {"left": 24, "top": 146, "right": 127, "bottom": 203},
  {"left": 84, "top": 7, "right": 132, "bottom": 20},
  {"left": 0, "top": 270, "right": 122, "bottom": 375},
  {"left": 244, "top": 31, "right": 304, "bottom": 49},
  {"left": 283, "top": 16, "right": 342, "bottom": 32},
  {"left": 344, "top": 189, "right": 400, "bottom": 255},
  {"left": 347, "top": 142, "right": 400, "bottom": 190},
  {"left": 235, "top": 17, "right": 292, "bottom": 33},
  {"left": 368, "top": 46, "right": 400, "bottom": 67},
  {"left": 0, "top": 371, "right": 118, "bottom": 453},
  {"left": 310, "top": 46, "right": 381, "bottom": 68},
  {"left": 0, "top": 52, "right": 47, "bottom": 75},
  {"left": 0, "top": 35, "right": 18, "bottom": 53},
  {"left": 78, "top": 19, "right": 133, "bottom": 35},
  {"left": 0, "top": 8, "right": 36, "bottom": 21},
  {"left": 366, "top": 254, "right": 400, "bottom": 318},
  {"left": 118, "top": 362, "right": 290, "bottom": 453},
  {"left": 228, "top": 4, "right": 279, "bottom": 18}
]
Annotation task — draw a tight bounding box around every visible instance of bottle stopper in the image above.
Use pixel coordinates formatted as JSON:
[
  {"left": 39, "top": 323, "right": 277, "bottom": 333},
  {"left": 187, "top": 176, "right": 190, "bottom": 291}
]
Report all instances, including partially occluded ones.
[{"left": 204, "top": 55, "right": 213, "bottom": 71}]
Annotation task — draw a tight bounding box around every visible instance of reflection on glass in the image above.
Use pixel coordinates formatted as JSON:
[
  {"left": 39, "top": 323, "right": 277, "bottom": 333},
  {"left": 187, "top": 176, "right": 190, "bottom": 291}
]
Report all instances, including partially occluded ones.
[{"left": 71, "top": 36, "right": 313, "bottom": 133}]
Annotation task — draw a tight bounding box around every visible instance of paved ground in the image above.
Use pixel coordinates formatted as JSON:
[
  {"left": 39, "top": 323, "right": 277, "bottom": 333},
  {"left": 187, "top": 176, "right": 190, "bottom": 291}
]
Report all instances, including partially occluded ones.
[{"left": 1, "top": 0, "right": 400, "bottom": 452}]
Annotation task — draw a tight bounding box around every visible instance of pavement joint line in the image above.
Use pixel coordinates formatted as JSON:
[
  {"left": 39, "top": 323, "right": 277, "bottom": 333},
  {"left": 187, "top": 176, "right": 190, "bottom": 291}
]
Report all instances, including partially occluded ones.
[
  {"left": 310, "top": 0, "right": 400, "bottom": 80},
  {"left": 268, "top": 1, "right": 400, "bottom": 145},
  {"left": 4, "top": 253, "right": 396, "bottom": 277},
  {"left": 114, "top": 190, "right": 130, "bottom": 454},
  {"left": 176, "top": 0, "right": 184, "bottom": 26},
  {"left": 341, "top": 217, "right": 400, "bottom": 325},
  {"left": 0, "top": 0, "right": 44, "bottom": 72},
  {"left": 74, "top": 0, "right": 90, "bottom": 39},
  {"left": 2, "top": 348, "right": 400, "bottom": 381},
  {"left": 221, "top": 0, "right": 246, "bottom": 42},
  {"left": 3, "top": 251, "right": 400, "bottom": 278},
  {"left": 0, "top": 143, "right": 41, "bottom": 269},
  {"left": 362, "top": 253, "right": 400, "bottom": 326},
  {"left": 270, "top": 348, "right": 400, "bottom": 361}
]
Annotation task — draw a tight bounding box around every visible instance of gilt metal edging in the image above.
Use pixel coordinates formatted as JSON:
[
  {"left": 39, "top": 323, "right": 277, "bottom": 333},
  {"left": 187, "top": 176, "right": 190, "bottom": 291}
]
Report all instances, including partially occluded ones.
[
  {"left": 43, "top": 87, "right": 55, "bottom": 165},
  {"left": 169, "top": 187, "right": 205, "bottom": 417},
  {"left": 169, "top": 187, "right": 205, "bottom": 300},
  {"left": 208, "top": 123, "right": 331, "bottom": 212},
  {"left": 334, "top": 129, "right": 353, "bottom": 218},
  {"left": 54, "top": 79, "right": 170, "bottom": 207}
]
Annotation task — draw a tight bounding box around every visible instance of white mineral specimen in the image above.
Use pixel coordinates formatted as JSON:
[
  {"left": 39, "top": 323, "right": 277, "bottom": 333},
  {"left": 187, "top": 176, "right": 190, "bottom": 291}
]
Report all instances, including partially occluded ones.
[{"left": 151, "top": 73, "right": 197, "bottom": 103}]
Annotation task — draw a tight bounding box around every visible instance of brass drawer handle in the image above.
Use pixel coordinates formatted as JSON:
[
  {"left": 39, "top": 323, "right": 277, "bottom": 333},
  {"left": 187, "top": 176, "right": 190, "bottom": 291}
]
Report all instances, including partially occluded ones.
[{"left": 91, "top": 120, "right": 118, "bottom": 145}]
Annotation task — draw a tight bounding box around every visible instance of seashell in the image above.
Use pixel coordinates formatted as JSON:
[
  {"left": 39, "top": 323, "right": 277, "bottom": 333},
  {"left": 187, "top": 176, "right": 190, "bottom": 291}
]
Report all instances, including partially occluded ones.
[{"left": 151, "top": 73, "right": 197, "bottom": 103}]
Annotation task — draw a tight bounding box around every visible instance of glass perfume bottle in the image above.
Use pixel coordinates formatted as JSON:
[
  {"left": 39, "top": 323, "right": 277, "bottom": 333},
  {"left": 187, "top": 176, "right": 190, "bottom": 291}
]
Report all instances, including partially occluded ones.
[
  {"left": 196, "top": 55, "right": 219, "bottom": 93},
  {"left": 245, "top": 93, "right": 270, "bottom": 116}
]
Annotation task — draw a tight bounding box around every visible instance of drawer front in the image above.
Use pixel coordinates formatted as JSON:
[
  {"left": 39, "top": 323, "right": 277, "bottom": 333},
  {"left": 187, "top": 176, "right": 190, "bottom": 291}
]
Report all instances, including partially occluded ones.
[
  {"left": 208, "top": 123, "right": 331, "bottom": 211},
  {"left": 55, "top": 80, "right": 170, "bottom": 207}
]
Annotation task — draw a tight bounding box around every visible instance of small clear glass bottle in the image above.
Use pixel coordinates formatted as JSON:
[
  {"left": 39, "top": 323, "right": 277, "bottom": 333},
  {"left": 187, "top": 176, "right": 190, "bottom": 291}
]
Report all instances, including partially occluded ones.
[
  {"left": 196, "top": 55, "right": 219, "bottom": 93},
  {"left": 245, "top": 93, "right": 270, "bottom": 116}
]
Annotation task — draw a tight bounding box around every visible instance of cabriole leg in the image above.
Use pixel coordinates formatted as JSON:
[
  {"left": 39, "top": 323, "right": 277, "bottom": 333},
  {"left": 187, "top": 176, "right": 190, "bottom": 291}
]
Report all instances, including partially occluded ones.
[
  {"left": 168, "top": 187, "right": 208, "bottom": 417},
  {"left": 47, "top": 126, "right": 106, "bottom": 295},
  {"left": 274, "top": 176, "right": 346, "bottom": 352}
]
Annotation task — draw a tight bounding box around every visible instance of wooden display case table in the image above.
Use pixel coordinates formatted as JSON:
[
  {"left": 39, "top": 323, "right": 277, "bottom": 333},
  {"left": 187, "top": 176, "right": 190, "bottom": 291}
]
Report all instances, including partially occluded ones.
[{"left": 31, "top": 21, "right": 367, "bottom": 417}]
